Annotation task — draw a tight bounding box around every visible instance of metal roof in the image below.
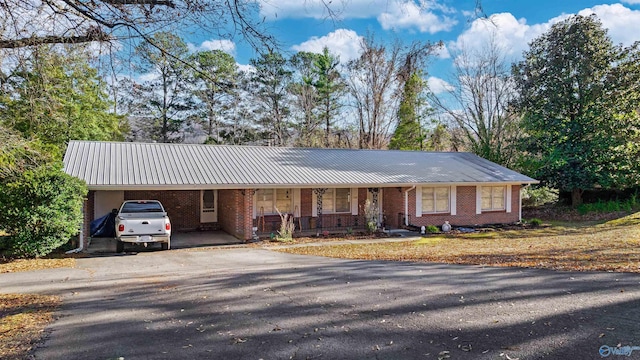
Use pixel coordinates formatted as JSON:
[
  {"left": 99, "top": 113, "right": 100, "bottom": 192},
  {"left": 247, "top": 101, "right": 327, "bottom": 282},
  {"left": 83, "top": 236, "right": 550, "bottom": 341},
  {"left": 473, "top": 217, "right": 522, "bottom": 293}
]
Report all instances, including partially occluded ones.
[{"left": 63, "top": 141, "right": 538, "bottom": 189}]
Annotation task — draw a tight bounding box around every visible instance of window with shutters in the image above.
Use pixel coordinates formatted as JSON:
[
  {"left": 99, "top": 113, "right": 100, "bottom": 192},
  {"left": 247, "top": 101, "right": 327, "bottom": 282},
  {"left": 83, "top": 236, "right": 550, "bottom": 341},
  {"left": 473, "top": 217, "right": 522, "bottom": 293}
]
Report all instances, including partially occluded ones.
[
  {"left": 323, "top": 188, "right": 351, "bottom": 213},
  {"left": 421, "top": 187, "right": 450, "bottom": 213},
  {"left": 481, "top": 186, "right": 506, "bottom": 211}
]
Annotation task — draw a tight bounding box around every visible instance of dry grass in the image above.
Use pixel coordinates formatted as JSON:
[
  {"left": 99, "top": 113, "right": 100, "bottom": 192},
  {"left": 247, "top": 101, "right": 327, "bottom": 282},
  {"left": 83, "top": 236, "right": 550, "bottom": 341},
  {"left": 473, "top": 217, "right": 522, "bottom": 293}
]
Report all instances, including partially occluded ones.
[
  {"left": 0, "top": 294, "right": 61, "bottom": 360},
  {"left": 278, "top": 212, "right": 640, "bottom": 273},
  {"left": 0, "top": 258, "right": 76, "bottom": 274}
]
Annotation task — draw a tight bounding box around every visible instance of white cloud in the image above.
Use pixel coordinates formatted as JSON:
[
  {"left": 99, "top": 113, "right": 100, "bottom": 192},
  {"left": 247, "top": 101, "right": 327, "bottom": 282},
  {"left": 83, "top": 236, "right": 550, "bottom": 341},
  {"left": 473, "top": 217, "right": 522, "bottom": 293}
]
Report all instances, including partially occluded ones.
[
  {"left": 448, "top": 4, "right": 640, "bottom": 65},
  {"left": 258, "top": 0, "right": 454, "bottom": 21},
  {"left": 427, "top": 76, "right": 453, "bottom": 94},
  {"left": 621, "top": 0, "right": 640, "bottom": 4},
  {"left": 448, "top": 12, "right": 556, "bottom": 61},
  {"left": 433, "top": 42, "right": 450, "bottom": 59},
  {"left": 291, "top": 29, "right": 363, "bottom": 62},
  {"left": 187, "top": 39, "right": 236, "bottom": 55},
  {"left": 578, "top": 4, "right": 640, "bottom": 46},
  {"left": 378, "top": 1, "right": 457, "bottom": 33},
  {"left": 236, "top": 63, "right": 256, "bottom": 73}
]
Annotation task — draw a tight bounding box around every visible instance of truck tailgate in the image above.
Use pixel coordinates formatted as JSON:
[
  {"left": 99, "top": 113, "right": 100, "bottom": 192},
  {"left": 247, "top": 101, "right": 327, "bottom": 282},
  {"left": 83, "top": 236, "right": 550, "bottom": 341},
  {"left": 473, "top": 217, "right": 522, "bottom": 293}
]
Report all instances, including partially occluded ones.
[{"left": 118, "top": 213, "right": 168, "bottom": 235}]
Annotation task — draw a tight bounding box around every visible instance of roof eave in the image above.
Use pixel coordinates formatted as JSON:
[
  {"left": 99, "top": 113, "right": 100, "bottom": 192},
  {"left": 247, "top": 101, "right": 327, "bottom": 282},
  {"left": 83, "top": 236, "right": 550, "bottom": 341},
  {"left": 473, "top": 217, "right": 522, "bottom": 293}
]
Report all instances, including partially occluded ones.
[{"left": 84, "top": 179, "right": 539, "bottom": 191}]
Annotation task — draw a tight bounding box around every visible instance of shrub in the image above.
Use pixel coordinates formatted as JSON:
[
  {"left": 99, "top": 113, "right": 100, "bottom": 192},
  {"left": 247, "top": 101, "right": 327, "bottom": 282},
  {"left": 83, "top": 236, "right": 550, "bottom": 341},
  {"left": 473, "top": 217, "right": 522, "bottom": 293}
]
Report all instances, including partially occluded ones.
[
  {"left": 425, "top": 225, "right": 439, "bottom": 233},
  {"left": 522, "top": 186, "right": 559, "bottom": 207},
  {"left": 528, "top": 218, "right": 543, "bottom": 227},
  {"left": 275, "top": 208, "right": 294, "bottom": 242},
  {"left": 364, "top": 199, "right": 379, "bottom": 234},
  {"left": 576, "top": 197, "right": 639, "bottom": 215},
  {"left": 0, "top": 163, "right": 86, "bottom": 258}
]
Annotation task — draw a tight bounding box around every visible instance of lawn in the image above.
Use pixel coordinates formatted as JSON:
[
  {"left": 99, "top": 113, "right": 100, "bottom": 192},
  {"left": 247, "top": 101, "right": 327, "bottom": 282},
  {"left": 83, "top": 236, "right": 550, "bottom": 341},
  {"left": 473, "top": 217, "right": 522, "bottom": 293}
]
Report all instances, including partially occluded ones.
[
  {"left": 0, "top": 258, "right": 76, "bottom": 274},
  {"left": 277, "top": 211, "right": 640, "bottom": 273},
  {"left": 0, "top": 294, "right": 61, "bottom": 360}
]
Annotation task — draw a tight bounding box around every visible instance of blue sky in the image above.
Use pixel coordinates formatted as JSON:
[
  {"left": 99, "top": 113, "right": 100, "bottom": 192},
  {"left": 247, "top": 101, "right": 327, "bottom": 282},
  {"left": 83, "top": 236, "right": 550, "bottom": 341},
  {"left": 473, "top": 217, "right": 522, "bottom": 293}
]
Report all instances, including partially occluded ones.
[{"left": 185, "top": 0, "right": 640, "bottom": 93}]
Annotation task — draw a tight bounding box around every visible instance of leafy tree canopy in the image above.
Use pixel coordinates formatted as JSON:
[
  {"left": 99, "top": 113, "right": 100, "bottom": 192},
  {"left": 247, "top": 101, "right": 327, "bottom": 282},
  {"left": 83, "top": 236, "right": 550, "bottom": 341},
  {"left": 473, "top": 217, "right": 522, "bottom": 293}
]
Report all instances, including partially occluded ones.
[
  {"left": 513, "top": 14, "right": 640, "bottom": 205},
  {"left": 0, "top": 46, "right": 125, "bottom": 151}
]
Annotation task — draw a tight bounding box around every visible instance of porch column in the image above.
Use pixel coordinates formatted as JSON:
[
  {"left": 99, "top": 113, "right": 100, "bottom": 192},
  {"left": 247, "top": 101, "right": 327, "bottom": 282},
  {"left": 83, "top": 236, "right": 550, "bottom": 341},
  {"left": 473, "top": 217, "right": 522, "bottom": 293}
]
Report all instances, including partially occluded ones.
[
  {"left": 243, "top": 189, "right": 255, "bottom": 241},
  {"left": 368, "top": 187, "right": 380, "bottom": 226},
  {"left": 368, "top": 187, "right": 380, "bottom": 208},
  {"left": 313, "top": 188, "right": 327, "bottom": 231}
]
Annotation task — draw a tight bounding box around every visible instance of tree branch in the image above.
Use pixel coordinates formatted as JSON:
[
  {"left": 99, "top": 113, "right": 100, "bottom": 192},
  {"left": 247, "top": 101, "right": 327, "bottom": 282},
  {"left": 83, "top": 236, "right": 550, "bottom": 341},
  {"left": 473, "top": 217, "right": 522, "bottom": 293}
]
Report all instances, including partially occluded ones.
[
  {"left": 101, "top": 0, "right": 175, "bottom": 8},
  {"left": 0, "top": 32, "right": 110, "bottom": 49}
]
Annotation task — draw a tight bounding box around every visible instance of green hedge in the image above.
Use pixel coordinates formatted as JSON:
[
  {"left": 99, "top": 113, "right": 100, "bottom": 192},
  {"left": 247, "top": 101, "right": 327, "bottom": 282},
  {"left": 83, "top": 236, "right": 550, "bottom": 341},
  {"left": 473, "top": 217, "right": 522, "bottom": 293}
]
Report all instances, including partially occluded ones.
[{"left": 0, "top": 164, "right": 86, "bottom": 258}]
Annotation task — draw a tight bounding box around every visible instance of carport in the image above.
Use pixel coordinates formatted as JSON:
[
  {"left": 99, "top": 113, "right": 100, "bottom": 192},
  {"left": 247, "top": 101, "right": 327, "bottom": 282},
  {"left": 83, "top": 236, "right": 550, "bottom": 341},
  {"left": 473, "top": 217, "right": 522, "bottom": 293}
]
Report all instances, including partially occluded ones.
[{"left": 87, "top": 230, "right": 243, "bottom": 253}]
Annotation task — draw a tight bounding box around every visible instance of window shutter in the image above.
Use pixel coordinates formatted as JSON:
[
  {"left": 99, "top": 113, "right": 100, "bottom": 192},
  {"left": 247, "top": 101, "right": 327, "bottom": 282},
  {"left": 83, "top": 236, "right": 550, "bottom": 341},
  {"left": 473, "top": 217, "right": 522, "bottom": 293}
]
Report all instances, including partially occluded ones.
[
  {"left": 450, "top": 186, "right": 457, "bottom": 215},
  {"left": 312, "top": 191, "right": 318, "bottom": 217},
  {"left": 506, "top": 185, "right": 512, "bottom": 213},
  {"left": 351, "top": 188, "right": 359, "bottom": 215},
  {"left": 416, "top": 186, "right": 422, "bottom": 217},
  {"left": 476, "top": 185, "right": 482, "bottom": 214}
]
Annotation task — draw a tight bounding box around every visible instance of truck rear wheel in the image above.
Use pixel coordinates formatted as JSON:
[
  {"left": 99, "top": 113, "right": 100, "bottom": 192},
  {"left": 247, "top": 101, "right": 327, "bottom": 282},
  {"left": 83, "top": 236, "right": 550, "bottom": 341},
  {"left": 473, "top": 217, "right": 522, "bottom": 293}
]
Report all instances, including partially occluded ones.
[
  {"left": 116, "top": 240, "right": 124, "bottom": 253},
  {"left": 161, "top": 238, "right": 170, "bottom": 250}
]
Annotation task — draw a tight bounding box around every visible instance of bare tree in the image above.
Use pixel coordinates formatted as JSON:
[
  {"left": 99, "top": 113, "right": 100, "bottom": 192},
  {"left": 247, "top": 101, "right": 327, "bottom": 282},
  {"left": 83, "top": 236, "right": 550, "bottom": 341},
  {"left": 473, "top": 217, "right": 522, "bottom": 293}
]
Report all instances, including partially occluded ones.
[
  {"left": 428, "top": 35, "right": 521, "bottom": 166},
  {"left": 0, "top": 0, "right": 276, "bottom": 50},
  {"left": 346, "top": 36, "right": 436, "bottom": 150},
  {"left": 346, "top": 35, "right": 401, "bottom": 149}
]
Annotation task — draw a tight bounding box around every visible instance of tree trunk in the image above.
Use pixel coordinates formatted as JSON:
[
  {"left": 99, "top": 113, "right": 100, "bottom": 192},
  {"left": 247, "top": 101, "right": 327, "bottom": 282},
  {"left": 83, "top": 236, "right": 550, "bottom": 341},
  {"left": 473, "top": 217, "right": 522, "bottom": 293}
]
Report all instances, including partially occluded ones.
[{"left": 571, "top": 188, "right": 583, "bottom": 207}]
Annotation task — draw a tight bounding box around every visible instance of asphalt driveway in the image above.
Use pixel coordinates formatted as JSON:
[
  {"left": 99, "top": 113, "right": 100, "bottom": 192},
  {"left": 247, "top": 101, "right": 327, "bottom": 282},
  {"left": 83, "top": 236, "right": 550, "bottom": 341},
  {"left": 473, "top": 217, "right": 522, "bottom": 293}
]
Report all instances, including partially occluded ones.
[{"left": 2, "top": 247, "right": 640, "bottom": 359}]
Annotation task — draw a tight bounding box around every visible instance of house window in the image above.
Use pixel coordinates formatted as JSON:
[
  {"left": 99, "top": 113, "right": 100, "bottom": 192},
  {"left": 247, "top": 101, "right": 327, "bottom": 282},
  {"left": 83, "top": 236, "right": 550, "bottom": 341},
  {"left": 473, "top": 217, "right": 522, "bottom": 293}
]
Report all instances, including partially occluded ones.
[
  {"left": 275, "top": 189, "right": 292, "bottom": 213},
  {"left": 256, "top": 189, "right": 293, "bottom": 215},
  {"left": 203, "top": 190, "right": 215, "bottom": 210},
  {"left": 422, "top": 187, "right": 450, "bottom": 213},
  {"left": 256, "top": 189, "right": 273, "bottom": 215},
  {"left": 323, "top": 188, "right": 351, "bottom": 213},
  {"left": 482, "top": 186, "right": 506, "bottom": 211}
]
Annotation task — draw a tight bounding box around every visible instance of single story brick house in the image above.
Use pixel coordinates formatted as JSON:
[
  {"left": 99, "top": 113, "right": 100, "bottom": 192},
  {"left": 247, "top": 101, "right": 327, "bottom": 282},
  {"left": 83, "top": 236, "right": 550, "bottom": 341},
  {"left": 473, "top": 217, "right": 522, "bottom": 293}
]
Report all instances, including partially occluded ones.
[{"left": 63, "top": 140, "right": 538, "bottom": 247}]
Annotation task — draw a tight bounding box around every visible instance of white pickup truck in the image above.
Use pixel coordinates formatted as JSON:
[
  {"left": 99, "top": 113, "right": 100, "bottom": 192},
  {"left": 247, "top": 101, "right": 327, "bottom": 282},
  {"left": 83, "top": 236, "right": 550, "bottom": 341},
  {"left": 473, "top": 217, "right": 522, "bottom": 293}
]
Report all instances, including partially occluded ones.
[{"left": 114, "top": 200, "right": 172, "bottom": 252}]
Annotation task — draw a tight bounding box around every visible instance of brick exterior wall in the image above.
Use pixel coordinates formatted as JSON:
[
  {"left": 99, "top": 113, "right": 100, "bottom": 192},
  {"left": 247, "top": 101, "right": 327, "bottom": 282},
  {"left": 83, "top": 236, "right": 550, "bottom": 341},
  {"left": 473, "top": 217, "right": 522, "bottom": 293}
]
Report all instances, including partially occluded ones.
[
  {"left": 218, "top": 189, "right": 253, "bottom": 241},
  {"left": 81, "top": 184, "right": 521, "bottom": 247},
  {"left": 218, "top": 189, "right": 240, "bottom": 238},
  {"left": 300, "top": 189, "right": 313, "bottom": 217},
  {"left": 242, "top": 190, "right": 254, "bottom": 240},
  {"left": 382, "top": 185, "right": 521, "bottom": 228},
  {"left": 383, "top": 187, "right": 405, "bottom": 228},
  {"left": 82, "top": 190, "right": 96, "bottom": 250},
  {"left": 124, "top": 190, "right": 201, "bottom": 231}
]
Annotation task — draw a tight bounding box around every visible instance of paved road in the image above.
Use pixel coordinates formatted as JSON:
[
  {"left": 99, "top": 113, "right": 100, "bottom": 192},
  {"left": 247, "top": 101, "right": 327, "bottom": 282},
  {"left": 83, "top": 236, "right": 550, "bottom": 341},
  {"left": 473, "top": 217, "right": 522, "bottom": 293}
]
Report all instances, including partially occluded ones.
[{"left": 2, "top": 247, "right": 640, "bottom": 360}]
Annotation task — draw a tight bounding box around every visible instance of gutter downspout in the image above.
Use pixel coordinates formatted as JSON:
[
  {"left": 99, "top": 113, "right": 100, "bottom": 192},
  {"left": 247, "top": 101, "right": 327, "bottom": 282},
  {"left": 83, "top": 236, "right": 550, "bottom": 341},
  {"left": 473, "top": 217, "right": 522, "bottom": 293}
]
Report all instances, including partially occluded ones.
[
  {"left": 66, "top": 205, "right": 85, "bottom": 254},
  {"left": 519, "top": 184, "right": 528, "bottom": 222},
  {"left": 404, "top": 185, "right": 416, "bottom": 226}
]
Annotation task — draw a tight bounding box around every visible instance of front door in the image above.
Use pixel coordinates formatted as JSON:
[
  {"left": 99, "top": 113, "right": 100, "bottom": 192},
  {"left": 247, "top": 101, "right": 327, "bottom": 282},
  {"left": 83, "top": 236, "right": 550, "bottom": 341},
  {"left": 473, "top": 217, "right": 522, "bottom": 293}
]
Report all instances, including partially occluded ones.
[{"left": 200, "top": 190, "right": 218, "bottom": 223}]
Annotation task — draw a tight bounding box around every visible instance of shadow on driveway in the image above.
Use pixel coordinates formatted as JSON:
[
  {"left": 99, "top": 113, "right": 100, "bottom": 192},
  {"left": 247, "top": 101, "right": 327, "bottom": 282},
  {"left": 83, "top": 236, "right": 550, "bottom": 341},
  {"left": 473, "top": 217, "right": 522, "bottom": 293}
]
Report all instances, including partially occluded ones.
[{"left": 1, "top": 248, "right": 639, "bottom": 359}]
